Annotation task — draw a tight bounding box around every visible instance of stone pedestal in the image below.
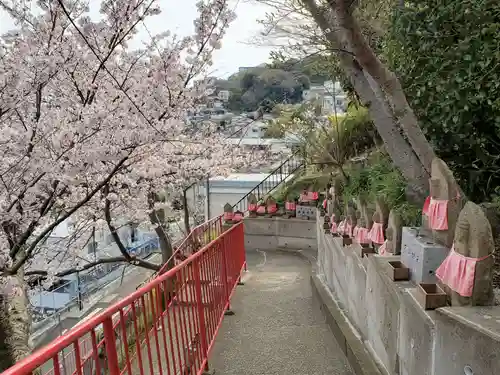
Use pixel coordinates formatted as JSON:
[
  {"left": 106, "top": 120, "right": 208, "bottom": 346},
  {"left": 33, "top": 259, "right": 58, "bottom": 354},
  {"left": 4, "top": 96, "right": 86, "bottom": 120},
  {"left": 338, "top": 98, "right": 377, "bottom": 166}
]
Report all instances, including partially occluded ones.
[{"left": 401, "top": 227, "right": 449, "bottom": 284}]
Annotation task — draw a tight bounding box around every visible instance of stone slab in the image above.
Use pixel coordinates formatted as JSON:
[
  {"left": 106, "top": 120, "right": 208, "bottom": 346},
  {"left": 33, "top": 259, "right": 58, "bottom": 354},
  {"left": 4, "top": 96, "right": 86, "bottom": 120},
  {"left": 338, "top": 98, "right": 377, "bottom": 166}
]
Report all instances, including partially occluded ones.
[
  {"left": 364, "top": 256, "right": 401, "bottom": 374},
  {"left": 244, "top": 216, "right": 317, "bottom": 252},
  {"left": 434, "top": 307, "right": 500, "bottom": 375},
  {"left": 399, "top": 289, "right": 436, "bottom": 375},
  {"left": 311, "top": 271, "right": 383, "bottom": 375},
  {"left": 401, "top": 227, "right": 449, "bottom": 284},
  {"left": 316, "top": 217, "right": 500, "bottom": 375}
]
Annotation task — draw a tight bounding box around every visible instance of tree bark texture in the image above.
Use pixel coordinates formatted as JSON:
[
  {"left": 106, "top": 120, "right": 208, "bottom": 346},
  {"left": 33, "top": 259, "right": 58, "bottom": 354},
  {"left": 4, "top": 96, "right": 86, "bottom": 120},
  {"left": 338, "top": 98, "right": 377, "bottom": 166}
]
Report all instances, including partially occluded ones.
[
  {"left": 301, "top": 0, "right": 430, "bottom": 198},
  {"left": 327, "top": 0, "right": 436, "bottom": 173},
  {"left": 182, "top": 189, "right": 191, "bottom": 235},
  {"left": 149, "top": 209, "right": 175, "bottom": 273},
  {"left": 0, "top": 274, "right": 32, "bottom": 372}
]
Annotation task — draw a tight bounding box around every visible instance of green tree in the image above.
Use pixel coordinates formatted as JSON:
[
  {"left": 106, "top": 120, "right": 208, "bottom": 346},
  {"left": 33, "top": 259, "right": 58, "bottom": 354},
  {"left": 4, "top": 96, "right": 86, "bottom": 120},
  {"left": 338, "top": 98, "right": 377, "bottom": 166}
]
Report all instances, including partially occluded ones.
[
  {"left": 216, "top": 68, "right": 310, "bottom": 112},
  {"left": 272, "top": 103, "right": 377, "bottom": 179},
  {"left": 385, "top": 0, "right": 500, "bottom": 201}
]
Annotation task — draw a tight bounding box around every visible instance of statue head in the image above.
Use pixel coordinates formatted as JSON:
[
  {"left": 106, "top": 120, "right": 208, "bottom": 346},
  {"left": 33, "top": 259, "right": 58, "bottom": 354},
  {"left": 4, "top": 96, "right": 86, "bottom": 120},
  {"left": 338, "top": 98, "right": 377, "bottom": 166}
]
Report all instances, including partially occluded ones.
[
  {"left": 454, "top": 202, "right": 494, "bottom": 258},
  {"left": 358, "top": 217, "right": 366, "bottom": 228},
  {"left": 430, "top": 178, "right": 441, "bottom": 199},
  {"left": 387, "top": 209, "right": 403, "bottom": 254},
  {"left": 430, "top": 158, "right": 466, "bottom": 247},
  {"left": 386, "top": 227, "right": 394, "bottom": 241},
  {"left": 248, "top": 193, "right": 257, "bottom": 205}
]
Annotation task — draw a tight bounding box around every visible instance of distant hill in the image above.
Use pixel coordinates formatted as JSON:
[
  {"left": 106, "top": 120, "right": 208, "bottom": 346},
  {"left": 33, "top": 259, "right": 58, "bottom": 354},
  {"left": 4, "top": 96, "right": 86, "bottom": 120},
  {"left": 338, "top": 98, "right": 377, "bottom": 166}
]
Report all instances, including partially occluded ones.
[{"left": 213, "top": 65, "right": 311, "bottom": 113}]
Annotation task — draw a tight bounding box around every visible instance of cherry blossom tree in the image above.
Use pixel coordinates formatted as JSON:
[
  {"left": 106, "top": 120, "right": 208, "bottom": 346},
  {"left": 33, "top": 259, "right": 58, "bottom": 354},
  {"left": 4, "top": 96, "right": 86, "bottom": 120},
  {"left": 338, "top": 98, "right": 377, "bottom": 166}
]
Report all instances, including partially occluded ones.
[{"left": 0, "top": 0, "right": 264, "bottom": 367}]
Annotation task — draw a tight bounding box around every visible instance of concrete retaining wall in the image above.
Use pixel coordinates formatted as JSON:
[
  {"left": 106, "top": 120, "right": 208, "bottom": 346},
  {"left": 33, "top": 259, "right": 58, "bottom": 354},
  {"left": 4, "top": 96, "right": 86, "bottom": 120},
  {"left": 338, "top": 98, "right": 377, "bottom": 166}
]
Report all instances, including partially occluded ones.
[
  {"left": 244, "top": 216, "right": 317, "bottom": 252},
  {"left": 313, "top": 220, "right": 500, "bottom": 375}
]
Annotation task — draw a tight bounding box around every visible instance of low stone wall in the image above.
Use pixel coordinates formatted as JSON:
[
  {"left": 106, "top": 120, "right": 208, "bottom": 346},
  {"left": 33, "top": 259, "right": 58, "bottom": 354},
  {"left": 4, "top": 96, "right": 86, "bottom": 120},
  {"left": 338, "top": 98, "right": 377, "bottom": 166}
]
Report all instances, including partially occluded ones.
[
  {"left": 243, "top": 216, "right": 317, "bottom": 252},
  {"left": 314, "top": 219, "right": 500, "bottom": 375}
]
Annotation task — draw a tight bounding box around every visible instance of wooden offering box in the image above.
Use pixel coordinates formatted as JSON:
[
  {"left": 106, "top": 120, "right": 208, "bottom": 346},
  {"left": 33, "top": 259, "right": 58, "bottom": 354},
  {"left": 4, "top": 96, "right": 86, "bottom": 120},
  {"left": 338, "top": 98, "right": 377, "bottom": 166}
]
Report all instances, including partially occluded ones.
[
  {"left": 417, "top": 283, "right": 447, "bottom": 310},
  {"left": 342, "top": 236, "right": 352, "bottom": 247},
  {"left": 360, "top": 246, "right": 375, "bottom": 258},
  {"left": 388, "top": 261, "right": 410, "bottom": 281}
]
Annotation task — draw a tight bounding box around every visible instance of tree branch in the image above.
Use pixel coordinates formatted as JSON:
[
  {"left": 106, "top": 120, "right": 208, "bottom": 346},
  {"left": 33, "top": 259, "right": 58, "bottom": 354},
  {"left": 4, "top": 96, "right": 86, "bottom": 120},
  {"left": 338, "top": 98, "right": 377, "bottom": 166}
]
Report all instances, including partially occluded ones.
[
  {"left": 7, "top": 154, "right": 131, "bottom": 274},
  {"left": 25, "top": 254, "right": 160, "bottom": 279},
  {"left": 104, "top": 184, "right": 132, "bottom": 262}
]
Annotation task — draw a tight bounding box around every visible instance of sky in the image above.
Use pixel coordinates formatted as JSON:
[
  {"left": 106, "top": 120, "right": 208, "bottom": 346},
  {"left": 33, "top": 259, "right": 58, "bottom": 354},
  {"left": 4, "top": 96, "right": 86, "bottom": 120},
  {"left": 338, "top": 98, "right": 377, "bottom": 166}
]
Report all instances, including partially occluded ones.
[{"left": 0, "top": 0, "right": 273, "bottom": 78}]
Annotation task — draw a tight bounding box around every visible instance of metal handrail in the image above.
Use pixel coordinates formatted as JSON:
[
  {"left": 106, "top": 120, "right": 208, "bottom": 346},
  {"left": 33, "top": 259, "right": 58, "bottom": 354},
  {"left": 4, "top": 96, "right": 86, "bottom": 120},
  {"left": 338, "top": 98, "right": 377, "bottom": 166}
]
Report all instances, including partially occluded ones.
[
  {"left": 231, "top": 149, "right": 304, "bottom": 212},
  {"left": 152, "top": 149, "right": 304, "bottom": 277},
  {"left": 3, "top": 223, "right": 246, "bottom": 375}
]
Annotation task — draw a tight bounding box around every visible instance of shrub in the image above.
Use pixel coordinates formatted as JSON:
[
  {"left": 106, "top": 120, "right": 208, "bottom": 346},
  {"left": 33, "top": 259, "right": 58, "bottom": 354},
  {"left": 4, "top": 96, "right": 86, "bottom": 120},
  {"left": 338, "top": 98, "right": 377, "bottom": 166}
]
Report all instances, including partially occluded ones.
[
  {"left": 343, "top": 153, "right": 421, "bottom": 226},
  {"left": 385, "top": 0, "right": 500, "bottom": 202}
]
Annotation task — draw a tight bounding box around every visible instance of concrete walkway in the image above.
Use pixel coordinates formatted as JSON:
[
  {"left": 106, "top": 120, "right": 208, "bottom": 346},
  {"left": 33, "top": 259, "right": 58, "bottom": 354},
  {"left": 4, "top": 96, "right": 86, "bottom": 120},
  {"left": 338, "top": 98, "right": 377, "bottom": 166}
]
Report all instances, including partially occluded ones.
[{"left": 208, "top": 250, "right": 354, "bottom": 375}]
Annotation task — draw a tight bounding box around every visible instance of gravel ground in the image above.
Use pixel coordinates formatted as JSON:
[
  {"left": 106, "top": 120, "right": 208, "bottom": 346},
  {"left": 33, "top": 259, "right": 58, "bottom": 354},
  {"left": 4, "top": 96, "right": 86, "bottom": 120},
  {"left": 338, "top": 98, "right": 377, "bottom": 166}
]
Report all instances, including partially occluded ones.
[{"left": 207, "top": 250, "right": 354, "bottom": 375}]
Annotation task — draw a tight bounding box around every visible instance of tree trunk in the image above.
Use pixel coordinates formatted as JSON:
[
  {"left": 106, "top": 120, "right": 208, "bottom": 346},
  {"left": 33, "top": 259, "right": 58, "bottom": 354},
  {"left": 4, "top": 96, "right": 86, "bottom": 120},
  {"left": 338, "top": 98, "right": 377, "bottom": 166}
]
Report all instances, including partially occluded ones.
[
  {"left": 149, "top": 209, "right": 175, "bottom": 273},
  {"left": 182, "top": 189, "right": 191, "bottom": 235},
  {"left": 301, "top": 0, "right": 429, "bottom": 198},
  {"left": 338, "top": 164, "right": 349, "bottom": 182},
  {"left": 347, "top": 59, "right": 429, "bottom": 199},
  {"left": 0, "top": 274, "right": 32, "bottom": 372},
  {"left": 328, "top": 0, "right": 436, "bottom": 173}
]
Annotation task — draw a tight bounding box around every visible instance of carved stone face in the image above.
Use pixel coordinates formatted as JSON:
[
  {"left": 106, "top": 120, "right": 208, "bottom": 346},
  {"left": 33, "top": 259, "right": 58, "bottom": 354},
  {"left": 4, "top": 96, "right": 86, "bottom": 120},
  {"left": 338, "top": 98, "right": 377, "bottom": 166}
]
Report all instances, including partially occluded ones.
[
  {"left": 386, "top": 227, "right": 394, "bottom": 241},
  {"left": 430, "top": 178, "right": 441, "bottom": 199},
  {"left": 248, "top": 193, "right": 257, "bottom": 205},
  {"left": 454, "top": 217, "right": 470, "bottom": 255},
  {"left": 358, "top": 217, "right": 366, "bottom": 228}
]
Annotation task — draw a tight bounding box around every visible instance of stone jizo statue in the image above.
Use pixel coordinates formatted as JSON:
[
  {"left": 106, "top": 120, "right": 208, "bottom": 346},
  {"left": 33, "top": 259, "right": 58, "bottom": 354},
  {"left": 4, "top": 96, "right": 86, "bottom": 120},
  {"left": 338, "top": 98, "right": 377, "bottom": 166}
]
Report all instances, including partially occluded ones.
[
  {"left": 436, "top": 201, "right": 495, "bottom": 306},
  {"left": 369, "top": 211, "right": 385, "bottom": 246},
  {"left": 346, "top": 206, "right": 357, "bottom": 237},
  {"left": 425, "top": 158, "right": 464, "bottom": 247},
  {"left": 223, "top": 203, "right": 234, "bottom": 224},
  {"left": 356, "top": 196, "right": 374, "bottom": 231},
  {"left": 354, "top": 217, "right": 370, "bottom": 245},
  {"left": 387, "top": 210, "right": 403, "bottom": 255},
  {"left": 248, "top": 193, "right": 258, "bottom": 217}
]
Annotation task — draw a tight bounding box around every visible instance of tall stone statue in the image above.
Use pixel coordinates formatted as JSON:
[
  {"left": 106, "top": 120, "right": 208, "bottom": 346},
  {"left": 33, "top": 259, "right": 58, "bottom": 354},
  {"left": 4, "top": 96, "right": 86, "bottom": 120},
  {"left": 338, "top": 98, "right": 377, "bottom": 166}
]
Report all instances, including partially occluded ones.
[
  {"left": 346, "top": 205, "right": 357, "bottom": 238},
  {"left": 223, "top": 203, "right": 234, "bottom": 224},
  {"left": 328, "top": 178, "right": 342, "bottom": 217},
  {"left": 330, "top": 208, "right": 341, "bottom": 236},
  {"left": 375, "top": 198, "right": 389, "bottom": 229},
  {"left": 436, "top": 202, "right": 495, "bottom": 306},
  {"left": 355, "top": 217, "right": 371, "bottom": 245},
  {"left": 370, "top": 211, "right": 385, "bottom": 250},
  {"left": 426, "top": 158, "right": 464, "bottom": 247},
  {"left": 248, "top": 193, "right": 258, "bottom": 218},
  {"left": 386, "top": 210, "right": 403, "bottom": 255},
  {"left": 356, "top": 196, "right": 374, "bottom": 232}
]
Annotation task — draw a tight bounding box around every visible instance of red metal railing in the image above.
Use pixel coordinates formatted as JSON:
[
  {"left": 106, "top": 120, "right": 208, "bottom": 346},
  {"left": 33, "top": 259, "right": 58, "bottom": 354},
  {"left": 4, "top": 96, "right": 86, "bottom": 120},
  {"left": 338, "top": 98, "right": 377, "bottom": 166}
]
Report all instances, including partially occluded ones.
[
  {"left": 163, "top": 215, "right": 224, "bottom": 273},
  {"left": 4, "top": 222, "right": 245, "bottom": 375}
]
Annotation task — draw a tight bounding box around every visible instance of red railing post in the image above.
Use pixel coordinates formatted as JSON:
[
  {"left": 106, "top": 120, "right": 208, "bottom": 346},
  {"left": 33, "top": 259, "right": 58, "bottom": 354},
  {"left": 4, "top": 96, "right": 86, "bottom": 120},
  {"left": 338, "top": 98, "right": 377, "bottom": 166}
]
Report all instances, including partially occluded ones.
[
  {"left": 1, "top": 225, "right": 248, "bottom": 375},
  {"left": 236, "top": 224, "right": 246, "bottom": 282},
  {"left": 102, "top": 317, "right": 120, "bottom": 375},
  {"left": 219, "top": 234, "right": 234, "bottom": 315},
  {"left": 192, "top": 258, "right": 210, "bottom": 370}
]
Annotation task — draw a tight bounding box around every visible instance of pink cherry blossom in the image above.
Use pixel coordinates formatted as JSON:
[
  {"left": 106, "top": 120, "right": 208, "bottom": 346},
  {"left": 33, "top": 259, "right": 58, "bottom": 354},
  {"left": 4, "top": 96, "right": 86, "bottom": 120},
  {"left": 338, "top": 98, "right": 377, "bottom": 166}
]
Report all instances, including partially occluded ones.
[{"left": 0, "top": 0, "right": 270, "bottom": 301}]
